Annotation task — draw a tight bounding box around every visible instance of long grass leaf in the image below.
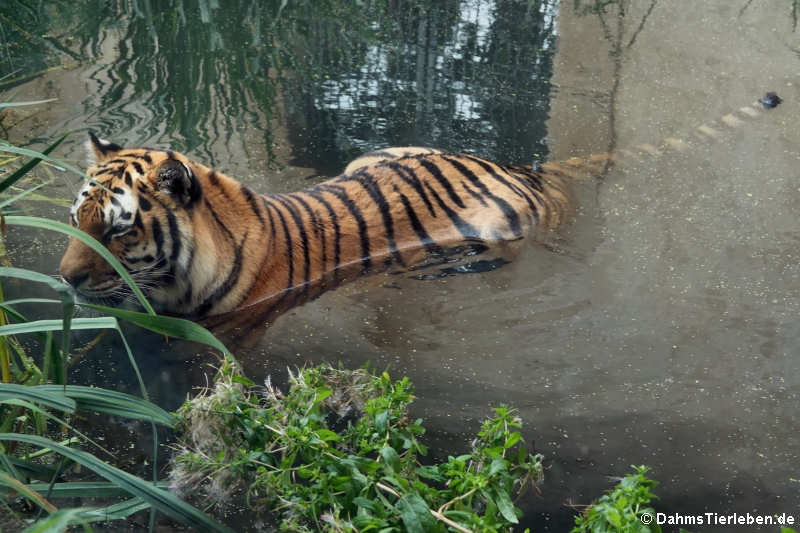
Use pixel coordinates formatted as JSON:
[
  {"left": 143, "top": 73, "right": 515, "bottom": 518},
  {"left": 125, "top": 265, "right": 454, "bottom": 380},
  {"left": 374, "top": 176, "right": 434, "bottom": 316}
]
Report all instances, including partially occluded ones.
[
  {"left": 0, "top": 472, "right": 58, "bottom": 513},
  {"left": 83, "top": 304, "right": 232, "bottom": 357},
  {"left": 0, "top": 144, "right": 87, "bottom": 183},
  {"left": 0, "top": 99, "right": 57, "bottom": 109},
  {"left": 34, "top": 385, "right": 175, "bottom": 428},
  {"left": 0, "top": 317, "right": 117, "bottom": 336},
  {"left": 21, "top": 508, "right": 87, "bottom": 533},
  {"left": 0, "top": 399, "right": 112, "bottom": 456},
  {"left": 0, "top": 182, "right": 48, "bottom": 209},
  {"left": 0, "top": 434, "right": 235, "bottom": 533},
  {"left": 0, "top": 384, "right": 75, "bottom": 412},
  {"left": 76, "top": 497, "right": 151, "bottom": 522},
  {"left": 14, "top": 481, "right": 168, "bottom": 499},
  {"left": 3, "top": 217, "right": 155, "bottom": 314},
  {"left": 0, "top": 134, "right": 68, "bottom": 195}
]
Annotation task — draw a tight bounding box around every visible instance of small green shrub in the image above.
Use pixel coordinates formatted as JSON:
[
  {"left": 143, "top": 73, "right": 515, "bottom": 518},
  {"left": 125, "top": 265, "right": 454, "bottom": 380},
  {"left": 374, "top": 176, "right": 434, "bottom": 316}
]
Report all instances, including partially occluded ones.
[
  {"left": 571, "top": 465, "right": 661, "bottom": 533},
  {"left": 170, "top": 362, "right": 544, "bottom": 532}
]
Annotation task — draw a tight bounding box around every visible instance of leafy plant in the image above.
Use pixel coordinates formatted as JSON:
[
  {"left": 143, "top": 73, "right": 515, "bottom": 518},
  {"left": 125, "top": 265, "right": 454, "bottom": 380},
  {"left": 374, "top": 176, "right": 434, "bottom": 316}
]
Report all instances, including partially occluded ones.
[
  {"left": 170, "top": 361, "right": 543, "bottom": 532},
  {"left": 570, "top": 465, "right": 661, "bottom": 533}
]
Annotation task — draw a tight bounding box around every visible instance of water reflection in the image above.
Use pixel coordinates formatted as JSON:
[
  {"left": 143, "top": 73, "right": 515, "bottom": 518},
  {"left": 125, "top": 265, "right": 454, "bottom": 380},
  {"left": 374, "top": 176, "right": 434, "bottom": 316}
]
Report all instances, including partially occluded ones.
[{"left": 1, "top": 0, "right": 557, "bottom": 174}]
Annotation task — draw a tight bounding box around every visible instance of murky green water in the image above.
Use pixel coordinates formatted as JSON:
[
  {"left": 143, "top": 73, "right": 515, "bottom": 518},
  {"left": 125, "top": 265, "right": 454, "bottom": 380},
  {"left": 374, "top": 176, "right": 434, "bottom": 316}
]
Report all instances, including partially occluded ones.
[{"left": 2, "top": 0, "right": 800, "bottom": 531}]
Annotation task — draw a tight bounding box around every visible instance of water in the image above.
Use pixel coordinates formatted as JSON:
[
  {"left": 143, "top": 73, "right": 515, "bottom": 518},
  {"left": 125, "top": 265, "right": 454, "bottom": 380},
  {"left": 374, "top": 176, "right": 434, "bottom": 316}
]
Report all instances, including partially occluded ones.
[{"left": 2, "top": 0, "right": 799, "bottom": 531}]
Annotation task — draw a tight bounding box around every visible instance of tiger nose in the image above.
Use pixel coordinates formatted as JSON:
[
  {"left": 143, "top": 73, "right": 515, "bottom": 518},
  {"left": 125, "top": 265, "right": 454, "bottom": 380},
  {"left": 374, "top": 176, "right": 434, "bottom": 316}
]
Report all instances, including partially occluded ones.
[{"left": 61, "top": 270, "right": 89, "bottom": 289}]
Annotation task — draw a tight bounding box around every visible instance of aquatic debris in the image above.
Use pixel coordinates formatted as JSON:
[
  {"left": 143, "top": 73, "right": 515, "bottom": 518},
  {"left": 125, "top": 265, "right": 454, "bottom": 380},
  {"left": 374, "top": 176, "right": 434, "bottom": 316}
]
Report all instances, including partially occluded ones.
[{"left": 759, "top": 92, "right": 782, "bottom": 109}]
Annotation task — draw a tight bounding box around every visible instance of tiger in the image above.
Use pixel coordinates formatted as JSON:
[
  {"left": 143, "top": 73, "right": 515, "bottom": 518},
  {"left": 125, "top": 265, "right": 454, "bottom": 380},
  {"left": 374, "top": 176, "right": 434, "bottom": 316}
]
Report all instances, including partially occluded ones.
[{"left": 58, "top": 134, "right": 579, "bottom": 324}]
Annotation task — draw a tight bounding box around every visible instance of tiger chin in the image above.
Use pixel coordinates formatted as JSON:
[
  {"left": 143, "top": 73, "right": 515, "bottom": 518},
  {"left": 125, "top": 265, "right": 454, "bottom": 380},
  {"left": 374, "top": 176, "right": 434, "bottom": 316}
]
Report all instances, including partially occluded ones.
[{"left": 59, "top": 133, "right": 574, "bottom": 325}]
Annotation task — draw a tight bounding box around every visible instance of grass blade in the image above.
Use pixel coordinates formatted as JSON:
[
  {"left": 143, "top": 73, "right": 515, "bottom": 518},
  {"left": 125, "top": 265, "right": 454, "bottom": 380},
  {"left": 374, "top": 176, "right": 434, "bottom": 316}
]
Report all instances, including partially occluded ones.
[
  {"left": 0, "top": 384, "right": 75, "bottom": 413},
  {"left": 0, "top": 317, "right": 117, "bottom": 336},
  {"left": 76, "top": 497, "right": 151, "bottom": 522},
  {"left": 21, "top": 508, "right": 87, "bottom": 533},
  {"left": 0, "top": 471, "right": 58, "bottom": 513},
  {"left": 0, "top": 134, "right": 68, "bottom": 196},
  {"left": 11, "top": 481, "right": 169, "bottom": 499},
  {"left": 0, "top": 144, "right": 87, "bottom": 183},
  {"left": 0, "top": 99, "right": 57, "bottom": 109},
  {"left": 83, "top": 304, "right": 232, "bottom": 358},
  {"left": 34, "top": 385, "right": 175, "bottom": 428},
  {"left": 0, "top": 434, "right": 235, "bottom": 533}
]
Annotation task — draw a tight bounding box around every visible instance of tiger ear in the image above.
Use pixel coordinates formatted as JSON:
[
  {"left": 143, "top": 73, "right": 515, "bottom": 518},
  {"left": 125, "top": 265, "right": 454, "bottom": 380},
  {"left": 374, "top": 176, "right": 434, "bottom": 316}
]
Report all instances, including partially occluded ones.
[
  {"left": 156, "top": 159, "right": 202, "bottom": 206},
  {"left": 86, "top": 132, "right": 122, "bottom": 165}
]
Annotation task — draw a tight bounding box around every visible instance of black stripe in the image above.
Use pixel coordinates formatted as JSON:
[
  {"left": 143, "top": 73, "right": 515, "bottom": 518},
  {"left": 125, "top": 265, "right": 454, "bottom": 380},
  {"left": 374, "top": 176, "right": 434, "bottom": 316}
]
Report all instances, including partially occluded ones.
[
  {"left": 151, "top": 218, "right": 164, "bottom": 253},
  {"left": 422, "top": 182, "right": 478, "bottom": 238},
  {"left": 463, "top": 154, "right": 531, "bottom": 199},
  {"left": 274, "top": 194, "right": 311, "bottom": 290},
  {"left": 138, "top": 196, "right": 152, "bottom": 212},
  {"left": 305, "top": 190, "right": 341, "bottom": 284},
  {"left": 441, "top": 156, "right": 522, "bottom": 237},
  {"left": 261, "top": 197, "right": 277, "bottom": 243},
  {"left": 289, "top": 193, "right": 326, "bottom": 275},
  {"left": 123, "top": 254, "right": 155, "bottom": 264},
  {"left": 316, "top": 184, "right": 371, "bottom": 273},
  {"left": 351, "top": 170, "right": 404, "bottom": 267},
  {"left": 124, "top": 172, "right": 133, "bottom": 186},
  {"left": 203, "top": 199, "right": 235, "bottom": 242},
  {"left": 131, "top": 161, "right": 144, "bottom": 175},
  {"left": 133, "top": 211, "right": 144, "bottom": 230},
  {"left": 109, "top": 195, "right": 121, "bottom": 207},
  {"left": 393, "top": 185, "right": 441, "bottom": 255},
  {"left": 263, "top": 199, "right": 295, "bottom": 290},
  {"left": 418, "top": 159, "right": 465, "bottom": 208},
  {"left": 461, "top": 182, "right": 489, "bottom": 206},
  {"left": 126, "top": 152, "right": 153, "bottom": 164},
  {"left": 165, "top": 209, "right": 182, "bottom": 262},
  {"left": 462, "top": 156, "right": 539, "bottom": 222},
  {"left": 208, "top": 170, "right": 220, "bottom": 186},
  {"left": 240, "top": 183, "right": 266, "bottom": 228},
  {"left": 384, "top": 162, "right": 437, "bottom": 217}
]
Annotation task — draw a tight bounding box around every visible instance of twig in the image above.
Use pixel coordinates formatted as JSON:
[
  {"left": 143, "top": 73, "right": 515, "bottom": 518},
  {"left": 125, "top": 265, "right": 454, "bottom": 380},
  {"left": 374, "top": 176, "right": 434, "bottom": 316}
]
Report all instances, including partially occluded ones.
[{"left": 430, "top": 509, "right": 474, "bottom": 533}]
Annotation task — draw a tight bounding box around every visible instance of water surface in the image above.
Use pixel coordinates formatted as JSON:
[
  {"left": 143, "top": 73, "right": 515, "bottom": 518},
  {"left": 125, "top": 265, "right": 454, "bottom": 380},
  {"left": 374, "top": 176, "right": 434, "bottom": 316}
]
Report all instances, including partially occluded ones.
[{"left": 1, "top": 0, "right": 799, "bottom": 530}]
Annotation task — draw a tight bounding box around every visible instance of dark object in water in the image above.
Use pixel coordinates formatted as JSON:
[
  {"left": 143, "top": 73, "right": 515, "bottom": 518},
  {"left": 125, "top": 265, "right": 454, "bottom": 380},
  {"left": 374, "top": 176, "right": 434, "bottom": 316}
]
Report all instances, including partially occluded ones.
[{"left": 759, "top": 92, "right": 782, "bottom": 109}]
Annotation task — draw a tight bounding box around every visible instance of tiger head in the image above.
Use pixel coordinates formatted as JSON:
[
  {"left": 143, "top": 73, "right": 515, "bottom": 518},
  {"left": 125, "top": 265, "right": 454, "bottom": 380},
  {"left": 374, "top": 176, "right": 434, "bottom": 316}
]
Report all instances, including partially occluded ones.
[{"left": 59, "top": 133, "right": 204, "bottom": 313}]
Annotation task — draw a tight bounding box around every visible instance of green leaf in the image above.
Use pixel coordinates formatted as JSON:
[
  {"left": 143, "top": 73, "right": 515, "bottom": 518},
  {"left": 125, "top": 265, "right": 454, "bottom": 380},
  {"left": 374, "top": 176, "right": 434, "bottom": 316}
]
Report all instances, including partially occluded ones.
[
  {"left": 76, "top": 497, "right": 152, "bottom": 523},
  {"left": 0, "top": 317, "right": 118, "bottom": 336},
  {"left": 21, "top": 508, "right": 88, "bottom": 533},
  {"left": 0, "top": 434, "right": 235, "bottom": 533},
  {"left": 315, "top": 429, "right": 341, "bottom": 442},
  {"left": 17, "top": 481, "right": 169, "bottom": 499},
  {"left": 503, "top": 432, "right": 521, "bottom": 449},
  {"left": 0, "top": 99, "right": 57, "bottom": 109},
  {"left": 0, "top": 472, "right": 57, "bottom": 513},
  {"left": 488, "top": 457, "right": 508, "bottom": 477},
  {"left": 34, "top": 385, "right": 176, "bottom": 428},
  {"left": 0, "top": 133, "right": 67, "bottom": 196},
  {"left": 396, "top": 492, "right": 436, "bottom": 533},
  {"left": 493, "top": 487, "right": 519, "bottom": 524},
  {"left": 375, "top": 411, "right": 388, "bottom": 432},
  {"left": 0, "top": 384, "right": 76, "bottom": 413},
  {"left": 0, "top": 145, "right": 89, "bottom": 183},
  {"left": 80, "top": 304, "right": 231, "bottom": 357},
  {"left": 378, "top": 446, "right": 400, "bottom": 472}
]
